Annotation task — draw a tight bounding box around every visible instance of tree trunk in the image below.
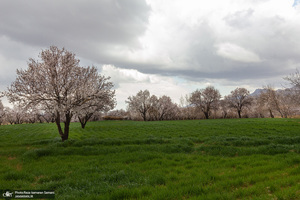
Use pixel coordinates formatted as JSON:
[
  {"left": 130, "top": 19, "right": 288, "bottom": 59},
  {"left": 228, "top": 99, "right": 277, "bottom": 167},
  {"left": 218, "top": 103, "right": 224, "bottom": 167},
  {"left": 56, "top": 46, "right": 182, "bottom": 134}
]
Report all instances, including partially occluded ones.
[
  {"left": 159, "top": 113, "right": 165, "bottom": 121},
  {"left": 237, "top": 110, "right": 242, "bottom": 118},
  {"left": 55, "top": 112, "right": 64, "bottom": 140},
  {"left": 55, "top": 111, "right": 72, "bottom": 142},
  {"left": 81, "top": 122, "right": 86, "bottom": 129},
  {"left": 78, "top": 116, "right": 86, "bottom": 129},
  {"left": 61, "top": 133, "right": 69, "bottom": 142},
  {"left": 269, "top": 109, "right": 274, "bottom": 118},
  {"left": 142, "top": 111, "right": 147, "bottom": 121},
  {"left": 278, "top": 110, "right": 284, "bottom": 118},
  {"left": 78, "top": 113, "right": 93, "bottom": 129},
  {"left": 63, "top": 112, "right": 72, "bottom": 141},
  {"left": 203, "top": 111, "right": 209, "bottom": 119}
]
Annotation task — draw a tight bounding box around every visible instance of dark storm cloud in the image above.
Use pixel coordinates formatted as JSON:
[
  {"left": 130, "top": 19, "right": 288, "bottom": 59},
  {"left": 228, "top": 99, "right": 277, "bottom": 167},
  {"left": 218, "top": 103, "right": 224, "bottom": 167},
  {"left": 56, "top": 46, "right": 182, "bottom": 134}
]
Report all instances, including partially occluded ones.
[
  {"left": 0, "top": 0, "right": 150, "bottom": 60},
  {"left": 144, "top": 61, "right": 287, "bottom": 83},
  {"left": 0, "top": 0, "right": 151, "bottom": 100}
]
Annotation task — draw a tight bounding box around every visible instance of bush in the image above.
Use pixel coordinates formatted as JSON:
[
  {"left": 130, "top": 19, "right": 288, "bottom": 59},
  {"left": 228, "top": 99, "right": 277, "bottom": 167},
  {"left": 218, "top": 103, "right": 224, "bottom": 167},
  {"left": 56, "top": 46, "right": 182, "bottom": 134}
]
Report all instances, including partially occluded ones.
[{"left": 103, "top": 116, "right": 126, "bottom": 120}]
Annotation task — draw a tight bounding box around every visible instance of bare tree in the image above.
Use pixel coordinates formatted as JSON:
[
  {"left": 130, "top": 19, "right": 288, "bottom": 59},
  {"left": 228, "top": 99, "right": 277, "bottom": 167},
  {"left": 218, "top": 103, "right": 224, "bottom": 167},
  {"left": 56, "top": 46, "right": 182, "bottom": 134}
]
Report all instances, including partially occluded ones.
[
  {"left": 42, "top": 112, "right": 56, "bottom": 123},
  {"left": 126, "top": 90, "right": 151, "bottom": 121},
  {"left": 179, "top": 95, "right": 198, "bottom": 120},
  {"left": 251, "top": 96, "right": 267, "bottom": 118},
  {"left": 258, "top": 86, "right": 285, "bottom": 118},
  {"left": 4, "top": 107, "right": 15, "bottom": 125},
  {"left": 225, "top": 87, "right": 252, "bottom": 118},
  {"left": 34, "top": 110, "right": 48, "bottom": 123},
  {"left": 77, "top": 99, "right": 115, "bottom": 129},
  {"left": 284, "top": 70, "right": 300, "bottom": 106},
  {"left": 75, "top": 73, "right": 116, "bottom": 129},
  {"left": 5, "top": 46, "right": 115, "bottom": 141},
  {"left": 24, "top": 109, "right": 38, "bottom": 124},
  {"left": 0, "top": 100, "right": 4, "bottom": 125},
  {"left": 148, "top": 95, "right": 178, "bottom": 120},
  {"left": 276, "top": 89, "right": 296, "bottom": 118},
  {"left": 4, "top": 106, "right": 25, "bottom": 125},
  {"left": 219, "top": 99, "right": 230, "bottom": 119},
  {"left": 148, "top": 95, "right": 159, "bottom": 121},
  {"left": 13, "top": 105, "right": 25, "bottom": 124},
  {"left": 189, "top": 86, "right": 221, "bottom": 119},
  {"left": 104, "top": 109, "right": 129, "bottom": 120},
  {"left": 284, "top": 69, "right": 300, "bottom": 88},
  {"left": 157, "top": 95, "right": 178, "bottom": 120}
]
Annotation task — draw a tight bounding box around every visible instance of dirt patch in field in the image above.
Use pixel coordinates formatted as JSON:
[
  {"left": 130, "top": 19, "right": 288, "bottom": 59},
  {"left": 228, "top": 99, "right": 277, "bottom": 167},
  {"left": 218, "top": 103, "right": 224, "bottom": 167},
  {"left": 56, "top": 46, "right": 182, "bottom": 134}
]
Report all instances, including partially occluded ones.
[
  {"left": 16, "top": 163, "right": 22, "bottom": 171},
  {"left": 7, "top": 156, "right": 16, "bottom": 160}
]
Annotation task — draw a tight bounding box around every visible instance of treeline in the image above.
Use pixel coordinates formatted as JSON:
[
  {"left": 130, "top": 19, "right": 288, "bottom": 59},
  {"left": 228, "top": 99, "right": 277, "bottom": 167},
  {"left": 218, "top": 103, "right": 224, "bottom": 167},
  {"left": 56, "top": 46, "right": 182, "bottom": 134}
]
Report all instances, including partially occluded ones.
[
  {"left": 0, "top": 103, "right": 126, "bottom": 125},
  {"left": 1, "top": 77, "right": 300, "bottom": 125},
  {"left": 1, "top": 76, "right": 300, "bottom": 125},
  {"left": 125, "top": 84, "right": 300, "bottom": 121}
]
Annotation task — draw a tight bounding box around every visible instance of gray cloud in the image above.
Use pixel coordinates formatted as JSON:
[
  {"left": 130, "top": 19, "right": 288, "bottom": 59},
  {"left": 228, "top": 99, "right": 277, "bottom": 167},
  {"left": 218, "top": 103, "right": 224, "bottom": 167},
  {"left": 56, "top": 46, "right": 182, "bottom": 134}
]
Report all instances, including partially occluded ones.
[
  {"left": 0, "top": 0, "right": 150, "bottom": 60},
  {"left": 1, "top": 0, "right": 300, "bottom": 108},
  {"left": 117, "top": 1, "right": 300, "bottom": 84}
]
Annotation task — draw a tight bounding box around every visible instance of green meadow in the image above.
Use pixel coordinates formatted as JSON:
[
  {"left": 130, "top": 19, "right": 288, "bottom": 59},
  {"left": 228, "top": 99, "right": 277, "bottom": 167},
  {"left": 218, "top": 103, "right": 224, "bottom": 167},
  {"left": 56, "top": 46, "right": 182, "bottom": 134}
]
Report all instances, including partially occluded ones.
[{"left": 0, "top": 118, "right": 300, "bottom": 199}]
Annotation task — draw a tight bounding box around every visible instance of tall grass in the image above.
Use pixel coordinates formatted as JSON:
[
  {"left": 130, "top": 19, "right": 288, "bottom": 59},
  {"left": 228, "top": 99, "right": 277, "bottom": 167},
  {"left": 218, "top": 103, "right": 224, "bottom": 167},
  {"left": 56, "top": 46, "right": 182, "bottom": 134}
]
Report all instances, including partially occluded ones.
[{"left": 0, "top": 118, "right": 300, "bottom": 199}]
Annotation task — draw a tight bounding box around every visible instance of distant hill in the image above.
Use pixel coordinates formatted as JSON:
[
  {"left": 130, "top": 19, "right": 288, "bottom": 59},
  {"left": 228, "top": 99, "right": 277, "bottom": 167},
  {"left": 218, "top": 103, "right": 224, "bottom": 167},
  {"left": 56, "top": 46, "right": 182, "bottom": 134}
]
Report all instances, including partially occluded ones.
[
  {"left": 250, "top": 88, "right": 266, "bottom": 96},
  {"left": 250, "top": 87, "right": 292, "bottom": 97}
]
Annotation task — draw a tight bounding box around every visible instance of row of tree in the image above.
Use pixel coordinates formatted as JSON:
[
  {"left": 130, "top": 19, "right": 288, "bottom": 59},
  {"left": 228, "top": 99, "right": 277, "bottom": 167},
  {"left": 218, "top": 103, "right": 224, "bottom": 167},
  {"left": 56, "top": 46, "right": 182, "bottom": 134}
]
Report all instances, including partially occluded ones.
[
  {"left": 125, "top": 84, "right": 300, "bottom": 121},
  {"left": 1, "top": 84, "right": 298, "bottom": 125},
  {"left": 126, "top": 90, "right": 177, "bottom": 121}
]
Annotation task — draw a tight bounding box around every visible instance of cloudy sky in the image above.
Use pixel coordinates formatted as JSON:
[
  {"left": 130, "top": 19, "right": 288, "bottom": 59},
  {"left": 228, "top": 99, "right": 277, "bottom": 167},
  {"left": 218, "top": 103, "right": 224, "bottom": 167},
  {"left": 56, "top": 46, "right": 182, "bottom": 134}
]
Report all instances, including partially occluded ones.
[{"left": 1, "top": 0, "right": 300, "bottom": 109}]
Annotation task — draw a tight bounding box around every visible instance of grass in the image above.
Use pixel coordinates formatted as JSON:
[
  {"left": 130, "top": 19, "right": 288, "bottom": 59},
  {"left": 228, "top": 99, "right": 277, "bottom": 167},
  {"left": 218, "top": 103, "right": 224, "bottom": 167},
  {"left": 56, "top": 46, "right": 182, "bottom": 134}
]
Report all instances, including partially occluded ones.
[{"left": 0, "top": 118, "right": 300, "bottom": 199}]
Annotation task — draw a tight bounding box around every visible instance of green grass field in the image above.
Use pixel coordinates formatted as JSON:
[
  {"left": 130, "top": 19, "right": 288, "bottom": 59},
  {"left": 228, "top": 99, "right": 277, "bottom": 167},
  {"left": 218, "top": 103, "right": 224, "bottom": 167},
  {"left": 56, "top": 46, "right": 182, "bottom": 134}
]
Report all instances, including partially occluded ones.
[{"left": 0, "top": 118, "right": 300, "bottom": 199}]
